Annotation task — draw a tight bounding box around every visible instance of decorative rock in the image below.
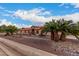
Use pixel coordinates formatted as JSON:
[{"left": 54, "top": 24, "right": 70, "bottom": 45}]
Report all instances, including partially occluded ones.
[{"left": 76, "top": 50, "right": 79, "bottom": 54}]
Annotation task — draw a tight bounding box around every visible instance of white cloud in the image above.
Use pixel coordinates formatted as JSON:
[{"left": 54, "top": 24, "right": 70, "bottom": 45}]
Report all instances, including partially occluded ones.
[
  {"left": 59, "top": 3, "right": 70, "bottom": 8},
  {"left": 14, "top": 8, "right": 52, "bottom": 23},
  {"left": 51, "top": 13, "right": 79, "bottom": 23},
  {"left": 59, "top": 3, "right": 65, "bottom": 6},
  {"left": 0, "top": 6, "right": 16, "bottom": 20},
  {"left": 39, "top": 11, "right": 51, "bottom": 15},
  {"left": 70, "top": 3, "right": 79, "bottom": 8},
  {"left": 14, "top": 24, "right": 32, "bottom": 28},
  {"left": 2, "top": 14, "right": 11, "bottom": 16},
  {"left": 5, "top": 10, "right": 15, "bottom": 13},
  {"left": 14, "top": 7, "right": 79, "bottom": 24},
  {"left": 0, "top": 19, "right": 32, "bottom": 28},
  {"left": 0, "top": 6, "right": 5, "bottom": 10},
  {"left": 0, "top": 19, "right": 12, "bottom": 26},
  {"left": 65, "top": 6, "right": 69, "bottom": 8},
  {"left": 1, "top": 12, "right": 79, "bottom": 28},
  {"left": 0, "top": 6, "right": 14, "bottom": 13}
]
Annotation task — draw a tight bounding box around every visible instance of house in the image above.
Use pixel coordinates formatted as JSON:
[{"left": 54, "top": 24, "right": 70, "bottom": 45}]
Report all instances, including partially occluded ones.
[{"left": 19, "top": 26, "right": 44, "bottom": 35}]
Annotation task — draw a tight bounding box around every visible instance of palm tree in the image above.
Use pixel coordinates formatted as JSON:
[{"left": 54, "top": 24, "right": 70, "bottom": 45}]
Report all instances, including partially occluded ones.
[
  {"left": 43, "top": 18, "right": 79, "bottom": 42},
  {"left": 68, "top": 22, "right": 79, "bottom": 40},
  {"left": 43, "top": 20, "right": 59, "bottom": 41},
  {"left": 57, "top": 19, "right": 73, "bottom": 41},
  {"left": 39, "top": 27, "right": 48, "bottom": 36}
]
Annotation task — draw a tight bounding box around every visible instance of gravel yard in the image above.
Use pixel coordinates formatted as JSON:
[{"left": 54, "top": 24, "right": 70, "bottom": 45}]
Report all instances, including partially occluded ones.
[{"left": 0, "top": 34, "right": 79, "bottom": 56}]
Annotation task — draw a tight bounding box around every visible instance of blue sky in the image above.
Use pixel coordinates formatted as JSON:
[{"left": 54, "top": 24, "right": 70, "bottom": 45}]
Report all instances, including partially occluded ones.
[{"left": 0, "top": 3, "right": 79, "bottom": 28}]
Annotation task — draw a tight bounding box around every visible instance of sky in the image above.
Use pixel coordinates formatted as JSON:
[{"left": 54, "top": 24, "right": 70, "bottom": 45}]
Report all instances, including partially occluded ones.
[{"left": 0, "top": 3, "right": 79, "bottom": 28}]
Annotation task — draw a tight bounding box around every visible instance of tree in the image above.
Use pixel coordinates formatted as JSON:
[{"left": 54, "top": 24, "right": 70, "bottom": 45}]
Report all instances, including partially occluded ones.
[
  {"left": 68, "top": 22, "right": 79, "bottom": 40},
  {"left": 43, "top": 20, "right": 59, "bottom": 41},
  {"left": 0, "top": 25, "right": 6, "bottom": 32},
  {"left": 4, "top": 25, "right": 18, "bottom": 36},
  {"left": 57, "top": 19, "right": 73, "bottom": 41},
  {"left": 43, "top": 18, "right": 79, "bottom": 42}
]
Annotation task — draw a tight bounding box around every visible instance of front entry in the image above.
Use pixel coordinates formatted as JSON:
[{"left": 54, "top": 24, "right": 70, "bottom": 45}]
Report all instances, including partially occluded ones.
[{"left": 32, "top": 29, "right": 35, "bottom": 35}]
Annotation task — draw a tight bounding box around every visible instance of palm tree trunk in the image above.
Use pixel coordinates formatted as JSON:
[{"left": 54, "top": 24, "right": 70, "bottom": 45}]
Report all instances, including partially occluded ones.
[
  {"left": 39, "top": 30, "right": 44, "bottom": 36},
  {"left": 11, "top": 32, "right": 13, "bottom": 35},
  {"left": 40, "top": 32, "right": 43, "bottom": 36},
  {"left": 51, "top": 31, "right": 54, "bottom": 40},
  {"left": 51, "top": 31, "right": 59, "bottom": 41},
  {"left": 5, "top": 32, "right": 10, "bottom": 36},
  {"left": 54, "top": 31, "right": 59, "bottom": 42},
  {"left": 74, "top": 35, "right": 79, "bottom": 40},
  {"left": 60, "top": 32, "right": 66, "bottom": 41}
]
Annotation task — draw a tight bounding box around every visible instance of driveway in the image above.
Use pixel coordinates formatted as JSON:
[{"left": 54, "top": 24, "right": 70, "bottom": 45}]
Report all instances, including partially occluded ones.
[{"left": 0, "top": 37, "right": 55, "bottom": 56}]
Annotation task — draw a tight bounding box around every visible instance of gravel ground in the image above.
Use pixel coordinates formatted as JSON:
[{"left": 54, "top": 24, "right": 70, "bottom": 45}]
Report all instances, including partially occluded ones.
[
  {"left": 0, "top": 48, "right": 7, "bottom": 56},
  {"left": 0, "top": 34, "right": 79, "bottom": 56}
]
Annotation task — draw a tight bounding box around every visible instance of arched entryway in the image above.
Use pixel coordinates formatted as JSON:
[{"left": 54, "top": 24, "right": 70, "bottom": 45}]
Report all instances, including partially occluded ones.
[{"left": 31, "top": 29, "right": 35, "bottom": 35}]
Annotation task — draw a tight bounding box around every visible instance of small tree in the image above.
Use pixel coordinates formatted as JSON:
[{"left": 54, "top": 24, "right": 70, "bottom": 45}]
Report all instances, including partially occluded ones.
[
  {"left": 5, "top": 25, "right": 18, "bottom": 36},
  {"left": 0, "top": 25, "right": 7, "bottom": 32}
]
